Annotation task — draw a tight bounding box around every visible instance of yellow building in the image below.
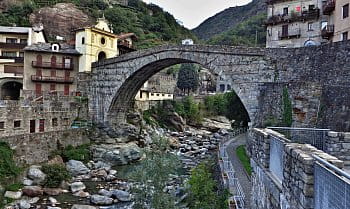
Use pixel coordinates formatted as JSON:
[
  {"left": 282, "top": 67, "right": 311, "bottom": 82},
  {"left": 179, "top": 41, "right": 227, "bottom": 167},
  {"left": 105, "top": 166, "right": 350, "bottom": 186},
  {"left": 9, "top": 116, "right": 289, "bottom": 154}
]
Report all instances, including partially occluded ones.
[{"left": 74, "top": 17, "right": 119, "bottom": 72}]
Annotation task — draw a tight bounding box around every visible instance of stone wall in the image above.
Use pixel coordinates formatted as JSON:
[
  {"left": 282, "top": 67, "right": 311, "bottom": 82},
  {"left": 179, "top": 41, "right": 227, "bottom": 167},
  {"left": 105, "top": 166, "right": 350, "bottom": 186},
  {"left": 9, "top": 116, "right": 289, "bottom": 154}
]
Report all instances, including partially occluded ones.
[
  {"left": 325, "top": 131, "right": 350, "bottom": 167},
  {"left": 248, "top": 128, "right": 344, "bottom": 209},
  {"left": 0, "top": 129, "right": 89, "bottom": 165}
]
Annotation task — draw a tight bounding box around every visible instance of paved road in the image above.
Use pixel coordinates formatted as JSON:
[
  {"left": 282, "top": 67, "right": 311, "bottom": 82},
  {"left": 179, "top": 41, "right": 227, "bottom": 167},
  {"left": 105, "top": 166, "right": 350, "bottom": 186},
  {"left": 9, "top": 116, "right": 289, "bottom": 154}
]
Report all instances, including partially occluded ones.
[{"left": 225, "top": 133, "right": 252, "bottom": 208}]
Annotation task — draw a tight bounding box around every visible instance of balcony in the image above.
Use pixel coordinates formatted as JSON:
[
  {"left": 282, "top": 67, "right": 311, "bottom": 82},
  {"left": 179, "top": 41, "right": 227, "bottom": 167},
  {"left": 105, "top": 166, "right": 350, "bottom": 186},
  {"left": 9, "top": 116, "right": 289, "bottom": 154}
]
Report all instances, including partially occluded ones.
[
  {"left": 321, "top": 25, "right": 335, "bottom": 39},
  {"left": 32, "top": 61, "right": 74, "bottom": 70},
  {"left": 4, "top": 65, "right": 23, "bottom": 75},
  {"left": 0, "top": 56, "right": 24, "bottom": 63},
  {"left": 266, "top": 9, "right": 320, "bottom": 25},
  {"left": 31, "top": 75, "right": 74, "bottom": 84},
  {"left": 0, "top": 42, "right": 27, "bottom": 49},
  {"left": 323, "top": 0, "right": 335, "bottom": 15},
  {"left": 279, "top": 29, "right": 301, "bottom": 40}
]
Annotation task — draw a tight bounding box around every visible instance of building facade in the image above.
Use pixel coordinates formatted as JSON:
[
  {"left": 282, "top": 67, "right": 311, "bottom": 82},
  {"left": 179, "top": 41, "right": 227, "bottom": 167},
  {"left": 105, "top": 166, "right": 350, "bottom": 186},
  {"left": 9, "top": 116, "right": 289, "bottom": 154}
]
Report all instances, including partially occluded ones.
[
  {"left": 0, "top": 26, "right": 46, "bottom": 99},
  {"left": 266, "top": 0, "right": 326, "bottom": 48},
  {"left": 23, "top": 43, "right": 81, "bottom": 97},
  {"left": 75, "top": 17, "right": 119, "bottom": 72},
  {"left": 118, "top": 33, "right": 137, "bottom": 55}
]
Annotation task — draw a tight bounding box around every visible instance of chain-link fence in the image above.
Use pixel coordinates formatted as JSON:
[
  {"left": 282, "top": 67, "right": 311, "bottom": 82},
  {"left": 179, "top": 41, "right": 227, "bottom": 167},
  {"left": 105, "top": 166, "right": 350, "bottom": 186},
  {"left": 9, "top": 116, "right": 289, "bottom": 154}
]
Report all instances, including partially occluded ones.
[
  {"left": 269, "top": 135, "right": 284, "bottom": 183},
  {"left": 268, "top": 127, "right": 330, "bottom": 151}
]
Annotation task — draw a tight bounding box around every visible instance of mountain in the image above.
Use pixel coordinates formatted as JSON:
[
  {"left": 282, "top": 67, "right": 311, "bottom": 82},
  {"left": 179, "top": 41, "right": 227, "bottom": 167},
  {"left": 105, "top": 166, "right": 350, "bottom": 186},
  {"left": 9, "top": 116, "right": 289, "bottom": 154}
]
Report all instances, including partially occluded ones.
[
  {"left": 0, "top": 0, "right": 197, "bottom": 49},
  {"left": 192, "top": 0, "right": 266, "bottom": 41}
]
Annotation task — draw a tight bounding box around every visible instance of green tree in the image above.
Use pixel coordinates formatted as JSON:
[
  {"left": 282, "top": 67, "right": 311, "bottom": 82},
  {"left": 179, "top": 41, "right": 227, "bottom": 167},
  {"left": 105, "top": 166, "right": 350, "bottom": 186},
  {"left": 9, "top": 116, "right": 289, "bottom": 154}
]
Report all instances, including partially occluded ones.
[{"left": 177, "top": 64, "right": 199, "bottom": 95}]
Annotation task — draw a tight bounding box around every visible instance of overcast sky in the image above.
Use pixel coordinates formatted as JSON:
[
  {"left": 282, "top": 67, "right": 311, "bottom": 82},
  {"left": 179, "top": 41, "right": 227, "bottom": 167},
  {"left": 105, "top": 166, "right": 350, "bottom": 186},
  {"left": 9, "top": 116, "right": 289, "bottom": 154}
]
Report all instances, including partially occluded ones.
[{"left": 142, "top": 0, "right": 252, "bottom": 29}]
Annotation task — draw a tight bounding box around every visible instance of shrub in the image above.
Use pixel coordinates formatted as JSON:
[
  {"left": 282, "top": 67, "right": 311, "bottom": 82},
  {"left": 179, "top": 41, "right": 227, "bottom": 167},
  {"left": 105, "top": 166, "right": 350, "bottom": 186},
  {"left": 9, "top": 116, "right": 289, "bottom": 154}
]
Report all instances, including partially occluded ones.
[
  {"left": 61, "top": 144, "right": 91, "bottom": 163},
  {"left": 0, "top": 142, "right": 21, "bottom": 180},
  {"left": 41, "top": 164, "right": 70, "bottom": 188},
  {"left": 5, "top": 183, "right": 23, "bottom": 192},
  {"left": 236, "top": 145, "right": 252, "bottom": 176}
]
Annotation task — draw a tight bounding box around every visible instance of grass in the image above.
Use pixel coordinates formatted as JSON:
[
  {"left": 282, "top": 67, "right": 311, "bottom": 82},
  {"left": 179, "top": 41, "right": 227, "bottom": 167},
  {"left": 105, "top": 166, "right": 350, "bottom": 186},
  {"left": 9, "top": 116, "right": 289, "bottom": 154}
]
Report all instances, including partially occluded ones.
[{"left": 236, "top": 145, "right": 252, "bottom": 176}]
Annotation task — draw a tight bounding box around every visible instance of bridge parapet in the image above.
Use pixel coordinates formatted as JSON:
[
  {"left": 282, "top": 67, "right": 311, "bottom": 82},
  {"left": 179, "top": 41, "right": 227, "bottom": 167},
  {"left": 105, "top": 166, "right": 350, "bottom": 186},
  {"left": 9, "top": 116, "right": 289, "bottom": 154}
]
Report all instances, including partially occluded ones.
[{"left": 248, "top": 128, "right": 345, "bottom": 209}]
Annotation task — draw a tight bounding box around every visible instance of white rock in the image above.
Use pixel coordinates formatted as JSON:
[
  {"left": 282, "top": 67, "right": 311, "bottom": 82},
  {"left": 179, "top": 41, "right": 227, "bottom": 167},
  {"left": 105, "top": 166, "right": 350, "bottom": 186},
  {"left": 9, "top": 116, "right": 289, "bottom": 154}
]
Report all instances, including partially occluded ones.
[
  {"left": 19, "top": 200, "right": 31, "bottom": 209},
  {"left": 4, "top": 191, "right": 22, "bottom": 199},
  {"left": 70, "top": 182, "right": 86, "bottom": 193},
  {"left": 27, "top": 166, "right": 46, "bottom": 185}
]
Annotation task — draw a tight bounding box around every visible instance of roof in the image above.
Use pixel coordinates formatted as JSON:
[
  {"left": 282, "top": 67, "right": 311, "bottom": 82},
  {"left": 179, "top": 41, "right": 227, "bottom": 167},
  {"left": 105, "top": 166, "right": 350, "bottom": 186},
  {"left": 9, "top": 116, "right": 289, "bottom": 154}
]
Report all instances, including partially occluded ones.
[
  {"left": 74, "top": 26, "right": 118, "bottom": 38},
  {"left": 118, "top": 33, "right": 138, "bottom": 40},
  {"left": 0, "top": 26, "right": 30, "bottom": 34},
  {"left": 24, "top": 43, "right": 81, "bottom": 56}
]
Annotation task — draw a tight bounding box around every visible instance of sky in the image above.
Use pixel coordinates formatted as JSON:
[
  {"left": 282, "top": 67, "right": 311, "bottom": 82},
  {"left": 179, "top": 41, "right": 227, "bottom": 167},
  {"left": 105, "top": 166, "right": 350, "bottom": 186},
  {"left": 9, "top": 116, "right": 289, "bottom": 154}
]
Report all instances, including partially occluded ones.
[{"left": 142, "top": 0, "right": 252, "bottom": 29}]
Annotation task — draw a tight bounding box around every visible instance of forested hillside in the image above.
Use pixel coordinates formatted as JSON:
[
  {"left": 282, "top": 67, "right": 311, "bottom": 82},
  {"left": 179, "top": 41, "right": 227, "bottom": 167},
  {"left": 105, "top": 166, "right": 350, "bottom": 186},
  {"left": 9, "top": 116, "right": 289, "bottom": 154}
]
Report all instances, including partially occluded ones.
[{"left": 0, "top": 0, "right": 197, "bottom": 49}]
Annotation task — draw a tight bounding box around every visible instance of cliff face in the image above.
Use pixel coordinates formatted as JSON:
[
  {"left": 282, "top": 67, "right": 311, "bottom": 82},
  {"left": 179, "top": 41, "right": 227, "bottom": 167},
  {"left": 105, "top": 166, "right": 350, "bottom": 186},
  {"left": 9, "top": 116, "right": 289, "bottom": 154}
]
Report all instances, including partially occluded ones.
[
  {"left": 192, "top": 0, "right": 266, "bottom": 40},
  {"left": 29, "top": 3, "right": 93, "bottom": 41}
]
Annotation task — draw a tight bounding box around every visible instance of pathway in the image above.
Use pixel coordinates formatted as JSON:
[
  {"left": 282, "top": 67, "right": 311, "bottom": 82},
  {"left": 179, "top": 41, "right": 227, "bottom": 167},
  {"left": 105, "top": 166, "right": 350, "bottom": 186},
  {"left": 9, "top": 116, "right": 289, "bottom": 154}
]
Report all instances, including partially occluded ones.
[{"left": 225, "top": 133, "right": 252, "bottom": 208}]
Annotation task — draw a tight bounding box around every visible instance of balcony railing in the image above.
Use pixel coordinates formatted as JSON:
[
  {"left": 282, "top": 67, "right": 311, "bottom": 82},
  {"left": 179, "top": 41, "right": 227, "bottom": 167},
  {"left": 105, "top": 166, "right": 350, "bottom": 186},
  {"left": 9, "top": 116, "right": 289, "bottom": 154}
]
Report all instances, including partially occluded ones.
[
  {"left": 32, "top": 61, "right": 74, "bottom": 70},
  {"left": 323, "top": 0, "right": 335, "bottom": 15},
  {"left": 4, "top": 65, "right": 24, "bottom": 75},
  {"left": 279, "top": 29, "right": 301, "bottom": 40},
  {"left": 31, "top": 75, "right": 74, "bottom": 84},
  {"left": 321, "top": 25, "right": 335, "bottom": 39},
  {"left": 0, "top": 42, "right": 27, "bottom": 49},
  {"left": 0, "top": 56, "right": 24, "bottom": 63},
  {"left": 266, "top": 9, "right": 320, "bottom": 25}
]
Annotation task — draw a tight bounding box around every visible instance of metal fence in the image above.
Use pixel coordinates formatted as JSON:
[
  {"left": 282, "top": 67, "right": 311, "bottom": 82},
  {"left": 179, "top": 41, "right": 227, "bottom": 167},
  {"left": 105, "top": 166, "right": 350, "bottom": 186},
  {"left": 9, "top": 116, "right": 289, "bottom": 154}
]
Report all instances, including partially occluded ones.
[
  {"left": 268, "top": 127, "right": 330, "bottom": 151},
  {"left": 269, "top": 135, "right": 284, "bottom": 183},
  {"left": 314, "top": 155, "right": 350, "bottom": 209}
]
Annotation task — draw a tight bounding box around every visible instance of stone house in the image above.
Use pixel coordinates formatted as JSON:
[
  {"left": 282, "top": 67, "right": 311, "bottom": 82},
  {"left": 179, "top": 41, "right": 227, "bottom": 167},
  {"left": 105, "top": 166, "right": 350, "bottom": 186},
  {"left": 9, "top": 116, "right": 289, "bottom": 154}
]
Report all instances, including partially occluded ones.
[{"left": 23, "top": 43, "right": 81, "bottom": 97}]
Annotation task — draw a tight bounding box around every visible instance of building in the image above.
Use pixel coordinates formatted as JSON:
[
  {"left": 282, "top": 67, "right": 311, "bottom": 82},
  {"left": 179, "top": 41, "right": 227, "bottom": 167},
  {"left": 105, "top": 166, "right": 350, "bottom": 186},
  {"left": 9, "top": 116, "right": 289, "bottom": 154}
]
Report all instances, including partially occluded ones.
[
  {"left": 23, "top": 43, "right": 81, "bottom": 97},
  {"left": 0, "top": 25, "right": 46, "bottom": 99},
  {"left": 322, "top": 0, "right": 350, "bottom": 42},
  {"left": 75, "top": 16, "right": 119, "bottom": 72},
  {"left": 118, "top": 33, "right": 137, "bottom": 55},
  {"left": 266, "top": 0, "right": 326, "bottom": 48}
]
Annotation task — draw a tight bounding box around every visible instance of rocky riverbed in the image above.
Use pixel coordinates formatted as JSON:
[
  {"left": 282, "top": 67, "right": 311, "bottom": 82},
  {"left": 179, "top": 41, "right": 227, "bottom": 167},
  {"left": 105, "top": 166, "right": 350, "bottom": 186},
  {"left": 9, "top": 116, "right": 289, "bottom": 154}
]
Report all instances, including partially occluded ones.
[{"left": 3, "top": 117, "right": 233, "bottom": 209}]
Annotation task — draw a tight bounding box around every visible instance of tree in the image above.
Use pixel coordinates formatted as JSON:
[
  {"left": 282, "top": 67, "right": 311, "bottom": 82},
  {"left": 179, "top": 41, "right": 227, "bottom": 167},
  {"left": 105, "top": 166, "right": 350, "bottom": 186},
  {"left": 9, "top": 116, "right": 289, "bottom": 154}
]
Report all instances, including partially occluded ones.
[{"left": 176, "top": 64, "right": 199, "bottom": 95}]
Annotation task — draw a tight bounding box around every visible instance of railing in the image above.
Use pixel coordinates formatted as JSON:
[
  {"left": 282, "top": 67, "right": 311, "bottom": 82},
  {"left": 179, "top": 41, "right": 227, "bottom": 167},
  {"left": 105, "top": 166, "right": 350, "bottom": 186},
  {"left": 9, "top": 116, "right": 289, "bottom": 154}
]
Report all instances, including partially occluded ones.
[
  {"left": 0, "top": 42, "right": 27, "bottom": 49},
  {"left": 269, "top": 135, "right": 284, "bottom": 183},
  {"left": 32, "top": 61, "right": 74, "bottom": 70},
  {"left": 31, "top": 75, "right": 74, "bottom": 83},
  {"left": 313, "top": 155, "right": 350, "bottom": 209},
  {"left": 4, "top": 65, "right": 24, "bottom": 75},
  {"left": 321, "top": 25, "right": 335, "bottom": 39},
  {"left": 268, "top": 127, "right": 330, "bottom": 151},
  {"left": 323, "top": 0, "right": 336, "bottom": 15},
  {"left": 279, "top": 29, "right": 301, "bottom": 40},
  {"left": 266, "top": 9, "right": 320, "bottom": 25}
]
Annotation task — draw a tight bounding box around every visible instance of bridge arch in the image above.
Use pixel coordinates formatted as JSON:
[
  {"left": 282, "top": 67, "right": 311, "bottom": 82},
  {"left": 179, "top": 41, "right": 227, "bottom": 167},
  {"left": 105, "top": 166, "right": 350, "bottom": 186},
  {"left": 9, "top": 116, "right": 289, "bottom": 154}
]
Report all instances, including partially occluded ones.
[{"left": 89, "top": 45, "right": 272, "bottom": 128}]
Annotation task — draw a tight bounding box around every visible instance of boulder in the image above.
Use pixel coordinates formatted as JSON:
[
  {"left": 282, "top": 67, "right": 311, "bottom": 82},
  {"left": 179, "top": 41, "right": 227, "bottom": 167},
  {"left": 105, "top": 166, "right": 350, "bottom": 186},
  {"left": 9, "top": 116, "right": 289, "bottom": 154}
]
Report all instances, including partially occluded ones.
[
  {"left": 90, "top": 195, "right": 113, "bottom": 205},
  {"left": 43, "top": 188, "right": 63, "bottom": 196},
  {"left": 22, "top": 178, "right": 33, "bottom": 186},
  {"left": 98, "top": 189, "right": 112, "bottom": 197},
  {"left": 93, "top": 161, "right": 111, "bottom": 171},
  {"left": 66, "top": 160, "right": 90, "bottom": 176},
  {"left": 4, "top": 191, "right": 22, "bottom": 199},
  {"left": 70, "top": 182, "right": 86, "bottom": 193},
  {"left": 22, "top": 186, "right": 43, "bottom": 197},
  {"left": 91, "top": 143, "right": 142, "bottom": 165},
  {"left": 19, "top": 200, "right": 31, "bottom": 209},
  {"left": 73, "top": 191, "right": 90, "bottom": 198},
  {"left": 201, "top": 118, "right": 231, "bottom": 132},
  {"left": 28, "top": 197, "right": 40, "bottom": 204},
  {"left": 111, "top": 190, "right": 131, "bottom": 202},
  {"left": 27, "top": 166, "right": 46, "bottom": 185},
  {"left": 49, "top": 197, "right": 58, "bottom": 206},
  {"left": 71, "top": 205, "right": 98, "bottom": 209}
]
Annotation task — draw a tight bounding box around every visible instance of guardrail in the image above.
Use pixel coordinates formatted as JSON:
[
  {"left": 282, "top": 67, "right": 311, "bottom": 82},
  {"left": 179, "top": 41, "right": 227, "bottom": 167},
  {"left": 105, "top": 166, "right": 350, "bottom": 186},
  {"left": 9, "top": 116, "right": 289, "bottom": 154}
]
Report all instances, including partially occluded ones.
[{"left": 218, "top": 127, "right": 248, "bottom": 209}]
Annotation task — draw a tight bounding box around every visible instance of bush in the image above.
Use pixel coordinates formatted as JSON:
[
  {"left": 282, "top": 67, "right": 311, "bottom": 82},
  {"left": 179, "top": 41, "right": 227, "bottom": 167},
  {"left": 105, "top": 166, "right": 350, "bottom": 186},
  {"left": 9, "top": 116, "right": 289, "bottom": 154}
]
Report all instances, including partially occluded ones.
[
  {"left": 41, "top": 164, "right": 70, "bottom": 188},
  {"left": 236, "top": 145, "right": 252, "bottom": 176},
  {"left": 61, "top": 144, "right": 91, "bottom": 163},
  {"left": 5, "top": 183, "right": 23, "bottom": 191},
  {"left": 0, "top": 142, "right": 21, "bottom": 181}
]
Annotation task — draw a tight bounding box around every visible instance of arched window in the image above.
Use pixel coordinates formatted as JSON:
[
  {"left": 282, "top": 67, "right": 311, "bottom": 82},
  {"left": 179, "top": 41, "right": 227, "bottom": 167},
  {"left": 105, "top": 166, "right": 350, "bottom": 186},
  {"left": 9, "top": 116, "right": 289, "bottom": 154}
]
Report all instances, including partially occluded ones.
[
  {"left": 98, "top": 51, "right": 106, "bottom": 61},
  {"left": 82, "top": 37, "right": 85, "bottom": 45},
  {"left": 36, "top": 55, "right": 42, "bottom": 65}
]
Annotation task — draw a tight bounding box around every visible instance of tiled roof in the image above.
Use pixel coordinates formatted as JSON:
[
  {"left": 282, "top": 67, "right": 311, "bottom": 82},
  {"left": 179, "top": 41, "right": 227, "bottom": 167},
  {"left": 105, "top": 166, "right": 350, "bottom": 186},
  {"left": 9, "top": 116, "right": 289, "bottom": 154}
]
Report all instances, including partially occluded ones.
[{"left": 24, "top": 43, "right": 81, "bottom": 55}]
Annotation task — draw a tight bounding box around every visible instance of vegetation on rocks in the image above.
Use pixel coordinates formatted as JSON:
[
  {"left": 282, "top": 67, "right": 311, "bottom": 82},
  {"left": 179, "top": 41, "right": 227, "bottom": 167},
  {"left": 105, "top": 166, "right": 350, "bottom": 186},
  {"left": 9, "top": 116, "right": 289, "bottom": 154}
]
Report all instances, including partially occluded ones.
[
  {"left": 0, "top": 142, "right": 21, "bottom": 182},
  {"left": 282, "top": 87, "right": 293, "bottom": 127},
  {"left": 173, "top": 96, "right": 203, "bottom": 125},
  {"left": 61, "top": 144, "right": 91, "bottom": 163},
  {"left": 236, "top": 145, "right": 252, "bottom": 176},
  {"left": 41, "top": 164, "right": 71, "bottom": 188}
]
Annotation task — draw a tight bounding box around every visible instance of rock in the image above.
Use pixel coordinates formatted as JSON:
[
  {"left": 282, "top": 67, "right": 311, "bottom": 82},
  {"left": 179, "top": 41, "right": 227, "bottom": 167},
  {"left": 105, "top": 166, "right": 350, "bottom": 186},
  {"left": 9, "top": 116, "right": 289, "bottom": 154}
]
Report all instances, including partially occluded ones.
[
  {"left": 27, "top": 166, "right": 46, "bottom": 185},
  {"left": 169, "top": 137, "right": 180, "bottom": 149},
  {"left": 4, "top": 191, "right": 22, "bottom": 199},
  {"left": 43, "top": 188, "right": 62, "bottom": 196},
  {"left": 73, "top": 191, "right": 90, "bottom": 198},
  {"left": 22, "top": 186, "right": 43, "bottom": 197},
  {"left": 70, "top": 182, "right": 86, "bottom": 193},
  {"left": 71, "top": 205, "right": 98, "bottom": 209},
  {"left": 109, "top": 170, "right": 117, "bottom": 175},
  {"left": 66, "top": 160, "right": 90, "bottom": 176},
  {"left": 92, "top": 169, "right": 108, "bottom": 178},
  {"left": 47, "top": 207, "right": 61, "bottom": 209},
  {"left": 201, "top": 118, "right": 231, "bottom": 132},
  {"left": 90, "top": 195, "right": 113, "bottom": 205},
  {"left": 94, "top": 161, "right": 111, "bottom": 171},
  {"left": 19, "top": 200, "right": 31, "bottom": 209},
  {"left": 49, "top": 197, "right": 58, "bottom": 206},
  {"left": 48, "top": 156, "right": 65, "bottom": 166},
  {"left": 23, "top": 178, "right": 33, "bottom": 186},
  {"left": 111, "top": 190, "right": 131, "bottom": 202},
  {"left": 28, "top": 197, "right": 40, "bottom": 204},
  {"left": 98, "top": 189, "right": 112, "bottom": 197}
]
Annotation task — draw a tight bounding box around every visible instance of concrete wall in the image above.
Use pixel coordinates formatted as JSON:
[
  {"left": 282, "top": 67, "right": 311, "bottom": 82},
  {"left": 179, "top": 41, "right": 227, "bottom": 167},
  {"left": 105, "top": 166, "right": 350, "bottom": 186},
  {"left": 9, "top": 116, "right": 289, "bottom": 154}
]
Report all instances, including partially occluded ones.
[
  {"left": 248, "top": 128, "right": 344, "bottom": 209},
  {"left": 333, "top": 0, "right": 350, "bottom": 42},
  {"left": 0, "top": 129, "right": 89, "bottom": 164}
]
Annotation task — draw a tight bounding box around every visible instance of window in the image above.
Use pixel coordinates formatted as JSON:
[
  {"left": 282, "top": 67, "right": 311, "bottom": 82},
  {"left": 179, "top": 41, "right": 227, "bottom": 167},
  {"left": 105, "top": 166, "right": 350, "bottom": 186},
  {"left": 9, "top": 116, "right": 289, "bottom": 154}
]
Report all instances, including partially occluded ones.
[
  {"left": 64, "top": 84, "right": 70, "bottom": 96},
  {"left": 101, "top": 37, "right": 106, "bottom": 45},
  {"left": 39, "top": 119, "right": 45, "bottom": 132},
  {"left": 156, "top": 94, "right": 160, "bottom": 96},
  {"left": 282, "top": 24, "right": 289, "bottom": 36},
  {"left": 50, "top": 84, "right": 56, "bottom": 91},
  {"left": 283, "top": 7, "right": 288, "bottom": 15},
  {"left": 308, "top": 22, "right": 313, "bottom": 31},
  {"left": 2, "top": 51, "right": 17, "bottom": 57},
  {"left": 6, "top": 38, "right": 17, "bottom": 43},
  {"left": 0, "top": 122, "right": 4, "bottom": 129},
  {"left": 20, "top": 39, "right": 27, "bottom": 44},
  {"left": 342, "top": 32, "right": 348, "bottom": 41},
  {"left": 140, "top": 91, "right": 143, "bottom": 98},
  {"left": 52, "top": 118, "right": 58, "bottom": 126},
  {"left": 19, "top": 52, "right": 24, "bottom": 57},
  {"left": 219, "top": 84, "right": 225, "bottom": 92},
  {"left": 343, "top": 4, "right": 349, "bottom": 19},
  {"left": 63, "top": 118, "right": 69, "bottom": 126},
  {"left": 151, "top": 93, "right": 154, "bottom": 96},
  {"left": 14, "top": 120, "right": 21, "bottom": 128},
  {"left": 162, "top": 94, "right": 165, "bottom": 96},
  {"left": 82, "top": 37, "right": 85, "bottom": 44},
  {"left": 308, "top": 5, "right": 315, "bottom": 10},
  {"left": 168, "top": 94, "right": 171, "bottom": 97}
]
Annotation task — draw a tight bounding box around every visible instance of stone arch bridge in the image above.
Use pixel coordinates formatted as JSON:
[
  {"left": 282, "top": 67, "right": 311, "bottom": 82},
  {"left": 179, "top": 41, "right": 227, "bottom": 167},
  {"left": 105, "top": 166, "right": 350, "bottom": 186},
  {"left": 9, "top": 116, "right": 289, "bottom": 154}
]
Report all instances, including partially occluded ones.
[{"left": 88, "top": 43, "right": 350, "bottom": 131}]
